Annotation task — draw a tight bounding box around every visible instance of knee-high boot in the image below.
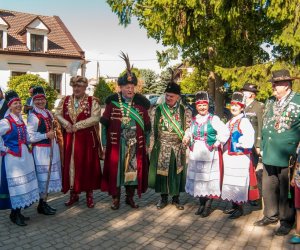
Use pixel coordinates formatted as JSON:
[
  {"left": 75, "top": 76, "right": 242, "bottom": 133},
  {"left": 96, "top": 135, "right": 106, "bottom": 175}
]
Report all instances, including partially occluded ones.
[
  {"left": 111, "top": 188, "right": 121, "bottom": 210},
  {"left": 86, "top": 191, "right": 94, "bottom": 208},
  {"left": 201, "top": 198, "right": 213, "bottom": 218},
  {"left": 195, "top": 197, "right": 207, "bottom": 215},
  {"left": 125, "top": 186, "right": 139, "bottom": 208}
]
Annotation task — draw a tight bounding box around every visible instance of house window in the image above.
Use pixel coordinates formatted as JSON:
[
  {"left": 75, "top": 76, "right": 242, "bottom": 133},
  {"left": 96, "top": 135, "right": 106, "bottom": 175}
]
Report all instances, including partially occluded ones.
[
  {"left": 30, "top": 34, "right": 44, "bottom": 52},
  {"left": 11, "top": 71, "right": 26, "bottom": 77},
  {"left": 49, "top": 73, "right": 62, "bottom": 94},
  {"left": 0, "top": 31, "right": 3, "bottom": 49}
]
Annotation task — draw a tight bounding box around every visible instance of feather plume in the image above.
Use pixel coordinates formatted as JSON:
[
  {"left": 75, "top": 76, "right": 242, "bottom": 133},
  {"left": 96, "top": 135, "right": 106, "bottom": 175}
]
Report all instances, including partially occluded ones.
[
  {"left": 167, "top": 64, "right": 182, "bottom": 83},
  {"left": 119, "top": 51, "right": 133, "bottom": 76}
]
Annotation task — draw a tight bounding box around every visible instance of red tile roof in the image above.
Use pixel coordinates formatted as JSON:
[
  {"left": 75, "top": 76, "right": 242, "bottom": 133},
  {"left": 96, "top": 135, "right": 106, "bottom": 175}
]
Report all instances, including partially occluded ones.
[{"left": 0, "top": 9, "right": 85, "bottom": 59}]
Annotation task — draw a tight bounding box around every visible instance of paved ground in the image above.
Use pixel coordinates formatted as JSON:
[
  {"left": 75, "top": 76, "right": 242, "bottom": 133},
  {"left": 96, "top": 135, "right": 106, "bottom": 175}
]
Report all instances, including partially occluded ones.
[{"left": 0, "top": 185, "right": 299, "bottom": 250}]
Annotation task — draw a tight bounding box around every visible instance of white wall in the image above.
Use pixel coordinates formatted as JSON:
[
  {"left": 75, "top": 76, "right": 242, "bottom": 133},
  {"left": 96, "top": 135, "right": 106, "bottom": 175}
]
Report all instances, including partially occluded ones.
[{"left": 0, "top": 54, "right": 83, "bottom": 96}]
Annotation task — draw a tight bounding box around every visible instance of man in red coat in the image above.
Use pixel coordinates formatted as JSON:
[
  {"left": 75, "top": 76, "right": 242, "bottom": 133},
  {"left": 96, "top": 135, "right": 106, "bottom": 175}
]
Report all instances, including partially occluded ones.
[
  {"left": 100, "top": 52, "right": 151, "bottom": 210},
  {"left": 55, "top": 76, "right": 102, "bottom": 208}
]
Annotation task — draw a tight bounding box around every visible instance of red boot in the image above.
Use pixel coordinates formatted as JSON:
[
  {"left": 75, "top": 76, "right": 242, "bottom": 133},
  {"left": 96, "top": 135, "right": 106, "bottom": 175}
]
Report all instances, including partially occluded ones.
[
  {"left": 86, "top": 191, "right": 94, "bottom": 208},
  {"left": 111, "top": 188, "right": 120, "bottom": 210},
  {"left": 65, "top": 190, "right": 79, "bottom": 206}
]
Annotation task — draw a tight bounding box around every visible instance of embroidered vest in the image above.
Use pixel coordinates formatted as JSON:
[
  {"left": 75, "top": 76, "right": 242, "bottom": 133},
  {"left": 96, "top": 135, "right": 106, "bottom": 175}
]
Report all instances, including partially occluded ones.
[
  {"left": 2, "top": 115, "right": 27, "bottom": 157},
  {"left": 32, "top": 110, "right": 52, "bottom": 147},
  {"left": 192, "top": 115, "right": 217, "bottom": 149},
  {"left": 228, "top": 118, "right": 252, "bottom": 155}
]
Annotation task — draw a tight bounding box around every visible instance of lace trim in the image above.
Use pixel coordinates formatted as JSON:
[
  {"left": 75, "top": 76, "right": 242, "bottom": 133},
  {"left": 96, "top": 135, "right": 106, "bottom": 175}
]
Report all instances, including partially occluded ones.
[{"left": 7, "top": 171, "right": 37, "bottom": 187}]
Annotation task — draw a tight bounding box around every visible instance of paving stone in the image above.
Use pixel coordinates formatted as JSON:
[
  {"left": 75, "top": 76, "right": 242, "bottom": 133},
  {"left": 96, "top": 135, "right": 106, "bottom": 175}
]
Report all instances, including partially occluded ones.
[{"left": 0, "top": 177, "right": 294, "bottom": 250}]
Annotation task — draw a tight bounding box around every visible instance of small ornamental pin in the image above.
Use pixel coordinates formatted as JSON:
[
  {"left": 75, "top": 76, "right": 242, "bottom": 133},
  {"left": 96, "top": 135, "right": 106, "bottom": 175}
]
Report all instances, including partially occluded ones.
[{"left": 127, "top": 75, "right": 132, "bottom": 81}]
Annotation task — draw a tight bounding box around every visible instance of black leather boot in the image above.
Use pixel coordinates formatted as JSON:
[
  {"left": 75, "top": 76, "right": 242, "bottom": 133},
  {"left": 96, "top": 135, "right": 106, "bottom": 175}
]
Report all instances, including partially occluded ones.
[
  {"left": 11, "top": 209, "right": 27, "bottom": 226},
  {"left": 195, "top": 197, "right": 207, "bottom": 215},
  {"left": 223, "top": 202, "right": 239, "bottom": 214},
  {"left": 125, "top": 186, "right": 139, "bottom": 209},
  {"left": 157, "top": 194, "right": 168, "bottom": 209},
  {"left": 172, "top": 195, "right": 184, "bottom": 210},
  {"left": 37, "top": 199, "right": 56, "bottom": 215},
  {"left": 201, "top": 198, "right": 213, "bottom": 218},
  {"left": 228, "top": 203, "right": 243, "bottom": 219}
]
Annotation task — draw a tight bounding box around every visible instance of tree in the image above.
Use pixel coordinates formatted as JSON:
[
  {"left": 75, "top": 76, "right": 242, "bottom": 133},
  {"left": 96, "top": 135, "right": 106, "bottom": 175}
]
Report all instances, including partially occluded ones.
[
  {"left": 180, "top": 67, "right": 208, "bottom": 94},
  {"left": 7, "top": 74, "right": 57, "bottom": 110},
  {"left": 93, "top": 77, "right": 114, "bottom": 105},
  {"left": 106, "top": 0, "right": 299, "bottom": 115},
  {"left": 139, "top": 69, "right": 159, "bottom": 94}
]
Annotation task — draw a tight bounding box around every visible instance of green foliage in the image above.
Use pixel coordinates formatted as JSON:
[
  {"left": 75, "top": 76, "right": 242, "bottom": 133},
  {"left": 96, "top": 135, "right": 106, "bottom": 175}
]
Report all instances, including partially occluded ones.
[
  {"left": 139, "top": 69, "right": 159, "bottom": 94},
  {"left": 107, "top": 0, "right": 300, "bottom": 106},
  {"left": 93, "top": 78, "right": 114, "bottom": 105},
  {"left": 215, "top": 62, "right": 300, "bottom": 102},
  {"left": 7, "top": 74, "right": 57, "bottom": 110},
  {"left": 156, "top": 48, "right": 179, "bottom": 68},
  {"left": 180, "top": 67, "right": 208, "bottom": 94}
]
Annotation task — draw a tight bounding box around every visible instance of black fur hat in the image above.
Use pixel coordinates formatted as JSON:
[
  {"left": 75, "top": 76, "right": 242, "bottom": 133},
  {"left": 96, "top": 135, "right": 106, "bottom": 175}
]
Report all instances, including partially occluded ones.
[
  {"left": 164, "top": 67, "right": 181, "bottom": 95},
  {"left": 231, "top": 92, "right": 245, "bottom": 107},
  {"left": 165, "top": 82, "right": 181, "bottom": 95},
  {"left": 118, "top": 51, "right": 138, "bottom": 86},
  {"left": 195, "top": 91, "right": 209, "bottom": 104},
  {"left": 32, "top": 86, "right": 46, "bottom": 100},
  {"left": 5, "top": 90, "right": 20, "bottom": 106}
]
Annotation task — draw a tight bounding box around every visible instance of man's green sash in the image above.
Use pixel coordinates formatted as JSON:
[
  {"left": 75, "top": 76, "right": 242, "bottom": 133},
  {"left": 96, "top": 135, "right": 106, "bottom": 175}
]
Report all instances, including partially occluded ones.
[
  {"left": 112, "top": 101, "right": 144, "bottom": 131},
  {"left": 159, "top": 103, "right": 184, "bottom": 140}
]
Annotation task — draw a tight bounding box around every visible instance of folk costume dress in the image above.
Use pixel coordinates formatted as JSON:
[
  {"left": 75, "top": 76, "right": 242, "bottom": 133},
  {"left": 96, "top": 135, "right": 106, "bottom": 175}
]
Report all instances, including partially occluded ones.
[
  {"left": 148, "top": 102, "right": 191, "bottom": 196},
  {"left": 55, "top": 94, "right": 102, "bottom": 194},
  {"left": 0, "top": 96, "right": 8, "bottom": 209},
  {"left": 100, "top": 93, "right": 151, "bottom": 198},
  {"left": 185, "top": 113, "right": 229, "bottom": 198},
  {"left": 0, "top": 113, "right": 39, "bottom": 210},
  {"left": 27, "top": 106, "right": 62, "bottom": 196},
  {"left": 221, "top": 113, "right": 256, "bottom": 203}
]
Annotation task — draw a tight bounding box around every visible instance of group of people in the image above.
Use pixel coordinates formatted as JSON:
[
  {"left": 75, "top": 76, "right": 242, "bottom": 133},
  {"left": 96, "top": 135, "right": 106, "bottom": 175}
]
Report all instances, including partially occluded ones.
[{"left": 0, "top": 54, "right": 300, "bottom": 244}]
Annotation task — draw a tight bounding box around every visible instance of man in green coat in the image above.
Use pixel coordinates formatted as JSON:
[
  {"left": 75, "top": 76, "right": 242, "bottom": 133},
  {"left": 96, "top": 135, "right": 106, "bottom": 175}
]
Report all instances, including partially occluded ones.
[
  {"left": 149, "top": 82, "right": 192, "bottom": 210},
  {"left": 254, "top": 69, "right": 300, "bottom": 236}
]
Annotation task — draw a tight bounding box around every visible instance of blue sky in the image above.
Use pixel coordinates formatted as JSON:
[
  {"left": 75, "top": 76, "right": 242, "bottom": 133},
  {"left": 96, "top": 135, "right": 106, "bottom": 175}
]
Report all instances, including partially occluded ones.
[{"left": 1, "top": 0, "right": 169, "bottom": 78}]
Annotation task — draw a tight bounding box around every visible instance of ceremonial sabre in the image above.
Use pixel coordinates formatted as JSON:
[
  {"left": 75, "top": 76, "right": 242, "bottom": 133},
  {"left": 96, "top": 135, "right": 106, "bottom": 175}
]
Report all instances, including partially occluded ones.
[{"left": 44, "top": 119, "right": 55, "bottom": 202}]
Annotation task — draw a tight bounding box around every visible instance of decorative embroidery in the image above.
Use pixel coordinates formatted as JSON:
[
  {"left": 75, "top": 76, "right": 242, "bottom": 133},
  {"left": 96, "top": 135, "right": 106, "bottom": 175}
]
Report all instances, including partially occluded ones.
[
  {"left": 10, "top": 188, "right": 39, "bottom": 209},
  {"left": 7, "top": 171, "right": 37, "bottom": 187}
]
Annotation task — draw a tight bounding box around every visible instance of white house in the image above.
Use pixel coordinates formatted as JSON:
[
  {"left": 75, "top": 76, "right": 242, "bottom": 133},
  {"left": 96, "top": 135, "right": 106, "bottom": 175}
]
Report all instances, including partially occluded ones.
[{"left": 0, "top": 9, "right": 86, "bottom": 95}]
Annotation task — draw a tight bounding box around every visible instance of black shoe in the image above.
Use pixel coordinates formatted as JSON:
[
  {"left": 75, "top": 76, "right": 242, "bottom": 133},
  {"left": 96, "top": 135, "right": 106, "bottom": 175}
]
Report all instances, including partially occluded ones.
[
  {"left": 195, "top": 205, "right": 205, "bottom": 215},
  {"left": 37, "top": 202, "right": 56, "bottom": 215},
  {"left": 201, "top": 206, "right": 212, "bottom": 218},
  {"left": 171, "top": 196, "right": 184, "bottom": 210},
  {"left": 157, "top": 197, "right": 168, "bottom": 210},
  {"left": 275, "top": 224, "right": 293, "bottom": 236},
  {"left": 223, "top": 202, "right": 239, "bottom": 214},
  {"left": 223, "top": 208, "right": 236, "bottom": 214},
  {"left": 11, "top": 211, "right": 27, "bottom": 226},
  {"left": 228, "top": 207, "right": 243, "bottom": 219},
  {"left": 20, "top": 213, "right": 30, "bottom": 221},
  {"left": 44, "top": 202, "right": 57, "bottom": 212},
  {"left": 254, "top": 217, "right": 278, "bottom": 227},
  {"left": 249, "top": 200, "right": 258, "bottom": 206}
]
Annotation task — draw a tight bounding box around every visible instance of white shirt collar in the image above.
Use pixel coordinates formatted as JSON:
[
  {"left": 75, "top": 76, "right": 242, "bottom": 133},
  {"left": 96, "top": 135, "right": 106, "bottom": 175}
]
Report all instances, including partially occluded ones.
[
  {"left": 277, "top": 89, "right": 292, "bottom": 105},
  {"left": 230, "top": 113, "right": 244, "bottom": 124},
  {"left": 195, "top": 113, "right": 209, "bottom": 122},
  {"left": 10, "top": 113, "right": 23, "bottom": 124}
]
